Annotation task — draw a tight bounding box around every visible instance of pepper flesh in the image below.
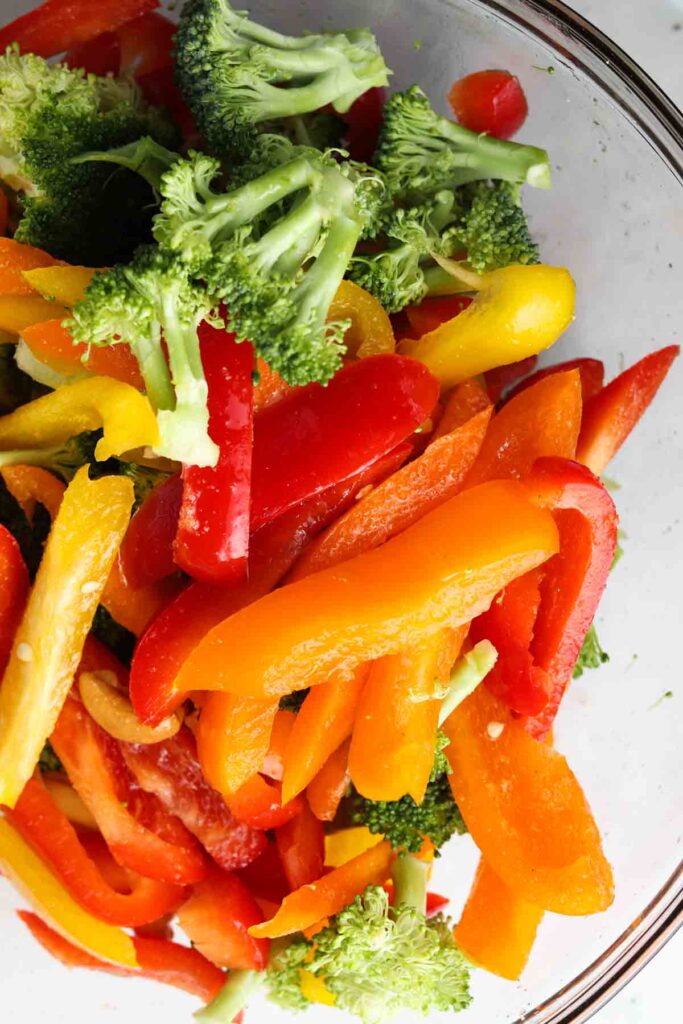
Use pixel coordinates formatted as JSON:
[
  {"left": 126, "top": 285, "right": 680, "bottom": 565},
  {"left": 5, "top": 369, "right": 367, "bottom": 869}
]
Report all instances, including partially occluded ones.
[
  {"left": 0, "top": 0, "right": 159, "bottom": 58},
  {"left": 0, "top": 295, "right": 68, "bottom": 333},
  {"left": 505, "top": 356, "right": 605, "bottom": 405},
  {"left": 0, "top": 468, "right": 133, "bottom": 807},
  {"left": 328, "top": 279, "right": 395, "bottom": 357},
  {"left": 177, "top": 867, "right": 269, "bottom": 971},
  {"left": 0, "top": 238, "right": 61, "bottom": 295},
  {"left": 21, "top": 320, "right": 144, "bottom": 389},
  {"left": 307, "top": 738, "right": 351, "bottom": 823},
  {"left": 276, "top": 798, "right": 325, "bottom": 891},
  {"left": 22, "top": 265, "right": 97, "bottom": 307},
  {"left": 0, "top": 524, "right": 29, "bottom": 675}
]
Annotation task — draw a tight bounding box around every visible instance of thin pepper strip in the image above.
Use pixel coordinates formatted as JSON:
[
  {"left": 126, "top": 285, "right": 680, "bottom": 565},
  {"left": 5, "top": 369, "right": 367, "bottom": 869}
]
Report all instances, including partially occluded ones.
[
  {"left": 0, "top": 524, "right": 29, "bottom": 675},
  {"left": 328, "top": 280, "right": 395, "bottom": 357},
  {"left": 0, "top": 238, "right": 61, "bottom": 295},
  {"left": 307, "top": 738, "right": 351, "bottom": 823},
  {"left": 21, "top": 320, "right": 144, "bottom": 390},
  {"left": 177, "top": 867, "right": 269, "bottom": 971},
  {"left": 0, "top": 464, "right": 65, "bottom": 521}
]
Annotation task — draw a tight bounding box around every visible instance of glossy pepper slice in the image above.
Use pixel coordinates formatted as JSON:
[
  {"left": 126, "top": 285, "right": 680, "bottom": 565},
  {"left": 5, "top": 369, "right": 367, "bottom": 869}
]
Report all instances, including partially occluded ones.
[
  {"left": 198, "top": 696, "right": 280, "bottom": 799},
  {"left": 0, "top": 0, "right": 159, "bottom": 58},
  {"left": 22, "top": 264, "right": 97, "bottom": 307},
  {"left": 225, "top": 775, "right": 303, "bottom": 831},
  {"left": 443, "top": 684, "right": 614, "bottom": 915},
  {"left": 178, "top": 867, "right": 269, "bottom": 971},
  {"left": 327, "top": 280, "right": 395, "bottom": 357},
  {"left": 307, "top": 738, "right": 352, "bottom": 823},
  {"left": 505, "top": 356, "right": 605, "bottom": 405},
  {"left": 0, "top": 468, "right": 133, "bottom": 807},
  {"left": 20, "top": 319, "right": 145, "bottom": 389},
  {"left": 276, "top": 798, "right": 325, "bottom": 891},
  {"left": 167, "top": 480, "right": 559, "bottom": 706},
  {"left": 0, "top": 294, "right": 68, "bottom": 333},
  {"left": 119, "top": 474, "right": 183, "bottom": 590},
  {"left": 0, "top": 524, "right": 29, "bottom": 675},
  {"left": 0, "top": 238, "right": 61, "bottom": 295}
]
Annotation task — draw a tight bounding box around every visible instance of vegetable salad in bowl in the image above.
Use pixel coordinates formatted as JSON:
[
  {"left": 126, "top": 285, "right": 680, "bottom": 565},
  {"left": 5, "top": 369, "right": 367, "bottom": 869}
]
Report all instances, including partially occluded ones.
[{"left": 0, "top": 0, "right": 678, "bottom": 1022}]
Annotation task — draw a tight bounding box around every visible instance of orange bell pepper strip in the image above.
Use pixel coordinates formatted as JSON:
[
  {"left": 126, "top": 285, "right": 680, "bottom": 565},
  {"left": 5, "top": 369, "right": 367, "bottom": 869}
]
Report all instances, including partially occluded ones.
[
  {"left": 328, "top": 279, "right": 395, "bottom": 357},
  {"left": 0, "top": 817, "right": 139, "bottom": 968},
  {"left": 466, "top": 369, "right": 582, "bottom": 485},
  {"left": 443, "top": 684, "right": 614, "bottom": 914},
  {"left": 433, "top": 378, "right": 491, "bottom": 439},
  {"left": 197, "top": 695, "right": 280, "bottom": 798},
  {"left": 0, "top": 468, "right": 133, "bottom": 807},
  {"left": 22, "top": 264, "right": 97, "bottom": 307},
  {"left": 281, "top": 664, "right": 369, "bottom": 805},
  {"left": 307, "top": 738, "right": 351, "bottom": 822},
  {"left": 21, "top": 320, "right": 145, "bottom": 389},
  {"left": 454, "top": 858, "right": 544, "bottom": 980},
  {"left": 171, "top": 479, "right": 558, "bottom": 707},
  {"left": 249, "top": 840, "right": 396, "bottom": 939},
  {"left": 0, "top": 238, "right": 61, "bottom": 295},
  {"left": 177, "top": 866, "right": 269, "bottom": 971},
  {"left": 262, "top": 709, "right": 297, "bottom": 781},
  {"left": 0, "top": 294, "right": 68, "bottom": 333},
  {"left": 100, "top": 559, "right": 181, "bottom": 638},
  {"left": 577, "top": 345, "right": 679, "bottom": 476},
  {"left": 289, "top": 406, "right": 491, "bottom": 582},
  {"left": 0, "top": 464, "right": 65, "bottom": 521}
]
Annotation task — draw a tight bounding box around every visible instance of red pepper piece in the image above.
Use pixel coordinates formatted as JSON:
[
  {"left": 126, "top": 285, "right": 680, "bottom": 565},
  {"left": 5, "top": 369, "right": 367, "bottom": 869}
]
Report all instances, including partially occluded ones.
[
  {"left": 121, "top": 729, "right": 267, "bottom": 871},
  {"left": 226, "top": 775, "right": 303, "bottom": 831},
  {"left": 483, "top": 355, "right": 539, "bottom": 404},
  {"left": 426, "top": 892, "right": 450, "bottom": 918},
  {"left": 174, "top": 327, "right": 254, "bottom": 585},
  {"left": 0, "top": 524, "right": 29, "bottom": 676},
  {"left": 0, "top": 0, "right": 159, "bottom": 59},
  {"left": 9, "top": 777, "right": 186, "bottom": 927},
  {"left": 577, "top": 345, "right": 679, "bottom": 476},
  {"left": 18, "top": 911, "right": 225, "bottom": 1004},
  {"left": 524, "top": 458, "right": 618, "bottom": 737},
  {"left": 276, "top": 798, "right": 325, "bottom": 891},
  {"left": 405, "top": 295, "right": 472, "bottom": 338},
  {"left": 178, "top": 866, "right": 269, "bottom": 971},
  {"left": 64, "top": 31, "right": 120, "bottom": 75},
  {"left": 448, "top": 70, "right": 529, "bottom": 139},
  {"left": 118, "top": 475, "right": 183, "bottom": 590},
  {"left": 341, "top": 87, "right": 386, "bottom": 163},
  {"left": 0, "top": 191, "right": 9, "bottom": 236},
  {"left": 249, "top": 354, "right": 438, "bottom": 530},
  {"left": 136, "top": 64, "right": 199, "bottom": 143},
  {"left": 237, "top": 841, "right": 290, "bottom": 904},
  {"left": 116, "top": 10, "right": 175, "bottom": 77},
  {"left": 129, "top": 445, "right": 409, "bottom": 726},
  {"left": 505, "top": 357, "right": 605, "bottom": 405}
]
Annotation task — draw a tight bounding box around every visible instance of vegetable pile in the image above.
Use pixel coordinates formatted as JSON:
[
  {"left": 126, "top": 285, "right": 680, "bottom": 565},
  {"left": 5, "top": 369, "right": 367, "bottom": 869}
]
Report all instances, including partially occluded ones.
[{"left": 0, "top": 1, "right": 678, "bottom": 1023}]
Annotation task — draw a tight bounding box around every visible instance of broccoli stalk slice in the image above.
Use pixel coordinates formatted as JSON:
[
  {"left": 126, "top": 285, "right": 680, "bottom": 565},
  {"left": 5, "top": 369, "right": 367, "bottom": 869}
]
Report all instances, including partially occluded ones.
[
  {"left": 71, "top": 136, "right": 181, "bottom": 194},
  {"left": 422, "top": 263, "right": 474, "bottom": 296},
  {"left": 194, "top": 968, "right": 264, "bottom": 1024},
  {"left": 131, "top": 322, "right": 175, "bottom": 414},
  {"left": 391, "top": 853, "right": 430, "bottom": 915},
  {"left": 438, "top": 639, "right": 498, "bottom": 725}
]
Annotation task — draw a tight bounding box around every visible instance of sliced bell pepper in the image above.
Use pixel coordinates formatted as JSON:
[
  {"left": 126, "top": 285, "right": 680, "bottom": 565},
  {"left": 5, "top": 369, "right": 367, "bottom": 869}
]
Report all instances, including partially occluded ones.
[
  {"left": 0, "top": 377, "right": 159, "bottom": 459},
  {"left": 328, "top": 280, "right": 395, "bottom": 357},
  {"left": 253, "top": 358, "right": 293, "bottom": 414},
  {"left": 42, "top": 774, "right": 97, "bottom": 830},
  {"left": 577, "top": 345, "right": 679, "bottom": 475},
  {"left": 78, "top": 668, "right": 181, "bottom": 745},
  {"left": 0, "top": 468, "right": 133, "bottom": 807},
  {"left": 0, "top": 0, "right": 159, "bottom": 58},
  {"left": 119, "top": 475, "right": 182, "bottom": 590},
  {"left": 505, "top": 356, "right": 605, "bottom": 405},
  {"left": 262, "top": 710, "right": 297, "bottom": 781},
  {"left": 170, "top": 480, "right": 559, "bottom": 706},
  {"left": 523, "top": 457, "right": 618, "bottom": 737},
  {"left": 226, "top": 775, "right": 303, "bottom": 831},
  {"left": 280, "top": 665, "right": 369, "bottom": 804},
  {"left": 121, "top": 729, "right": 267, "bottom": 871},
  {"left": 0, "top": 818, "right": 138, "bottom": 968},
  {"left": 307, "top": 738, "right": 351, "bottom": 823},
  {"left": 0, "top": 523, "right": 29, "bottom": 675},
  {"left": 22, "top": 265, "right": 97, "bottom": 307},
  {"left": 405, "top": 295, "right": 472, "bottom": 338},
  {"left": 0, "top": 463, "right": 65, "bottom": 521},
  {"left": 9, "top": 777, "right": 185, "bottom": 927},
  {"left": 289, "top": 406, "right": 491, "bottom": 581},
  {"left": 276, "top": 797, "right": 325, "bottom": 892},
  {"left": 433, "top": 379, "right": 491, "bottom": 440},
  {"left": 21, "top": 320, "right": 144, "bottom": 389},
  {"left": 198, "top": 695, "right": 280, "bottom": 799},
  {"left": 483, "top": 355, "right": 538, "bottom": 404},
  {"left": 236, "top": 841, "right": 289, "bottom": 905},
  {"left": 177, "top": 867, "right": 269, "bottom": 971},
  {"left": 466, "top": 369, "right": 582, "bottom": 485},
  {"left": 250, "top": 354, "right": 438, "bottom": 529},
  {"left": 19, "top": 911, "right": 224, "bottom": 1003},
  {"left": 454, "top": 858, "right": 544, "bottom": 980},
  {"left": 101, "top": 557, "right": 182, "bottom": 638},
  {"left": 443, "top": 684, "right": 614, "bottom": 914},
  {"left": 51, "top": 696, "right": 207, "bottom": 886},
  {"left": 175, "top": 326, "right": 254, "bottom": 584},
  {"left": 115, "top": 10, "right": 175, "bottom": 77},
  {"left": 64, "top": 29, "right": 120, "bottom": 75},
  {"left": 341, "top": 86, "right": 386, "bottom": 163},
  {"left": 249, "top": 840, "right": 396, "bottom": 939},
  {"left": 0, "top": 238, "right": 60, "bottom": 296},
  {"left": 399, "top": 264, "right": 576, "bottom": 390},
  {"left": 0, "top": 294, "right": 68, "bottom": 333}
]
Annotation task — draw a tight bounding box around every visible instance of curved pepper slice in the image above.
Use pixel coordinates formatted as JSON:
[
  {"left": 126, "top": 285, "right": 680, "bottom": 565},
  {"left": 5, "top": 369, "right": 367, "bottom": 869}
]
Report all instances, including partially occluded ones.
[
  {"left": 0, "top": 377, "right": 159, "bottom": 459},
  {"left": 276, "top": 798, "right": 325, "bottom": 891},
  {"left": 433, "top": 379, "right": 491, "bottom": 440},
  {"left": 505, "top": 356, "right": 605, "bottom": 405},
  {"left": 168, "top": 480, "right": 559, "bottom": 706},
  {"left": 399, "top": 264, "right": 575, "bottom": 390},
  {"left": 177, "top": 867, "right": 269, "bottom": 971},
  {"left": 198, "top": 695, "right": 280, "bottom": 798},
  {"left": 0, "top": 0, "right": 159, "bottom": 58},
  {"left": 22, "top": 265, "right": 97, "bottom": 307},
  {"left": 328, "top": 280, "right": 395, "bottom": 357},
  {"left": 0, "top": 468, "right": 133, "bottom": 807},
  {"left": 307, "top": 738, "right": 351, "bottom": 823},
  {"left": 0, "top": 523, "right": 29, "bottom": 675},
  {"left": 21, "top": 320, "right": 144, "bottom": 389},
  {"left": 443, "top": 684, "right": 614, "bottom": 915},
  {"left": 225, "top": 775, "right": 303, "bottom": 831},
  {"left": 0, "top": 295, "right": 68, "bottom": 333},
  {"left": 0, "top": 464, "right": 65, "bottom": 521},
  {"left": 0, "top": 818, "right": 138, "bottom": 968}
]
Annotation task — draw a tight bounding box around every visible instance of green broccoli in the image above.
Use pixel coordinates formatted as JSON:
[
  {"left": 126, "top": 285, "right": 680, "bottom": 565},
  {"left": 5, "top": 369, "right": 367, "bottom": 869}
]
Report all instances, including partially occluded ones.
[
  {"left": 68, "top": 245, "right": 219, "bottom": 468},
  {"left": 0, "top": 47, "right": 177, "bottom": 264},
  {"left": 573, "top": 624, "right": 609, "bottom": 678},
  {"left": 444, "top": 180, "right": 540, "bottom": 272},
  {"left": 71, "top": 135, "right": 181, "bottom": 195},
  {"left": 174, "top": 0, "right": 389, "bottom": 158},
  {"left": 375, "top": 85, "right": 551, "bottom": 202}
]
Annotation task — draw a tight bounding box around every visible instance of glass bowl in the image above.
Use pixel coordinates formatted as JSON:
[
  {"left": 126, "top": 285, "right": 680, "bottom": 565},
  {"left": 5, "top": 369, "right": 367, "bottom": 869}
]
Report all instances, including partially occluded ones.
[{"left": 1, "top": 1, "right": 681, "bottom": 1022}]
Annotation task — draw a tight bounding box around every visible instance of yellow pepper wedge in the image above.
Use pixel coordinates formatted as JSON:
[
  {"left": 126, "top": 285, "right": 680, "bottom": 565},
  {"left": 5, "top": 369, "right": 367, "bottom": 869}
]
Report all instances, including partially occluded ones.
[
  {"left": 329, "top": 280, "right": 395, "bottom": 357},
  {"left": 324, "top": 826, "right": 383, "bottom": 868},
  {"left": 0, "top": 376, "right": 159, "bottom": 459},
  {"left": 0, "top": 468, "right": 134, "bottom": 807},
  {"left": 299, "top": 969, "right": 336, "bottom": 1006},
  {"left": 0, "top": 294, "right": 68, "bottom": 334},
  {"left": 22, "top": 265, "right": 98, "bottom": 308},
  {"left": 0, "top": 817, "right": 139, "bottom": 968},
  {"left": 399, "top": 264, "right": 575, "bottom": 390}
]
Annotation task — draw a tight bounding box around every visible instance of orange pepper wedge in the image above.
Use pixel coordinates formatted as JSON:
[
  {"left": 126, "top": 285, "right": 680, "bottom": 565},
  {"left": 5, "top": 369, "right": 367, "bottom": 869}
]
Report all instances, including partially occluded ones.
[
  {"left": 0, "top": 464, "right": 65, "bottom": 522},
  {"left": 100, "top": 558, "right": 182, "bottom": 639},
  {"left": 249, "top": 840, "right": 395, "bottom": 939},
  {"left": 443, "top": 684, "right": 614, "bottom": 915},
  {"left": 433, "top": 378, "right": 491, "bottom": 440},
  {"left": 262, "top": 709, "right": 298, "bottom": 781},
  {"left": 0, "top": 294, "right": 68, "bottom": 334},
  {"left": 170, "top": 480, "right": 559, "bottom": 707},
  {"left": 196, "top": 694, "right": 280, "bottom": 797},
  {"left": 21, "top": 320, "right": 144, "bottom": 390},
  {"left": 454, "top": 858, "right": 544, "bottom": 980},
  {"left": 307, "top": 737, "right": 351, "bottom": 823},
  {"left": 0, "top": 237, "right": 61, "bottom": 296}
]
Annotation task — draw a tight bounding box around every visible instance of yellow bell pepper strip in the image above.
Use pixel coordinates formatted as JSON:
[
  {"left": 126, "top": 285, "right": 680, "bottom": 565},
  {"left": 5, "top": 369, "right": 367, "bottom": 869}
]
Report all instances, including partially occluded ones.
[
  {"left": 78, "top": 669, "right": 182, "bottom": 745},
  {"left": 0, "top": 238, "right": 62, "bottom": 295},
  {"left": 0, "top": 817, "right": 139, "bottom": 968},
  {"left": 324, "top": 827, "right": 383, "bottom": 868},
  {"left": 249, "top": 840, "right": 396, "bottom": 939},
  {"left": 163, "top": 480, "right": 559, "bottom": 710},
  {"left": 22, "top": 265, "right": 97, "bottom": 307},
  {"left": 443, "top": 684, "right": 614, "bottom": 915},
  {"left": 0, "top": 294, "right": 68, "bottom": 334},
  {"left": 0, "top": 376, "right": 159, "bottom": 460},
  {"left": 0, "top": 467, "right": 134, "bottom": 807},
  {"left": 328, "top": 280, "right": 395, "bottom": 357},
  {"left": 299, "top": 970, "right": 337, "bottom": 1006},
  {"left": 454, "top": 858, "right": 544, "bottom": 980},
  {"left": 0, "top": 464, "right": 65, "bottom": 522},
  {"left": 398, "top": 263, "right": 576, "bottom": 390}
]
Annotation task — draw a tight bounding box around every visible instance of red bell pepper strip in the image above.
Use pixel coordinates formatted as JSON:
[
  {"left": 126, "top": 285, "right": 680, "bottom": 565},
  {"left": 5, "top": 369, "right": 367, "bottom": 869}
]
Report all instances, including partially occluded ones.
[
  {"left": 0, "top": 191, "right": 9, "bottom": 236},
  {"left": 118, "top": 475, "right": 182, "bottom": 590},
  {"left": 0, "top": 0, "right": 159, "bottom": 59},
  {"left": 483, "top": 355, "right": 538, "bottom": 404},
  {"left": 120, "top": 729, "right": 267, "bottom": 871},
  {"left": 130, "top": 446, "right": 409, "bottom": 726},
  {"left": 18, "top": 911, "right": 225, "bottom": 1004},
  {"left": 51, "top": 696, "right": 207, "bottom": 886},
  {"left": 64, "top": 30, "right": 120, "bottom": 75},
  {"left": 250, "top": 354, "right": 438, "bottom": 530},
  {"left": 226, "top": 775, "right": 303, "bottom": 831},
  {"left": 66, "top": 11, "right": 175, "bottom": 78},
  {"left": 341, "top": 87, "right": 386, "bottom": 162},
  {"left": 177, "top": 867, "right": 269, "bottom": 971},
  {"left": 9, "top": 777, "right": 186, "bottom": 927},
  {"left": 405, "top": 295, "right": 472, "bottom": 338},
  {"left": 448, "top": 70, "right": 528, "bottom": 139},
  {"left": 523, "top": 457, "right": 618, "bottom": 737},
  {"left": 505, "top": 357, "right": 605, "bottom": 405},
  {"left": 174, "top": 327, "right": 254, "bottom": 585},
  {"left": 276, "top": 798, "right": 325, "bottom": 891},
  {"left": 577, "top": 345, "right": 680, "bottom": 476},
  {"left": 236, "top": 841, "right": 290, "bottom": 904},
  {"left": 0, "top": 524, "right": 29, "bottom": 676}
]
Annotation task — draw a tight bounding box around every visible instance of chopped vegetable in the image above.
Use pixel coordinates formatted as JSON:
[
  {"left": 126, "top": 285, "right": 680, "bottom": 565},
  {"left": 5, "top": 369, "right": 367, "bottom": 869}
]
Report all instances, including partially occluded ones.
[
  {"left": 448, "top": 70, "right": 529, "bottom": 139},
  {"left": 573, "top": 624, "right": 609, "bottom": 678},
  {"left": 0, "top": 0, "right": 159, "bottom": 60}
]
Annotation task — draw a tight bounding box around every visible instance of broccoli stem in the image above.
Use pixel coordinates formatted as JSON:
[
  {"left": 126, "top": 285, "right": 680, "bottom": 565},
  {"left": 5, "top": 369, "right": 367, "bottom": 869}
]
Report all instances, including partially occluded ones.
[
  {"left": 251, "top": 193, "right": 325, "bottom": 272},
  {"left": 422, "top": 265, "right": 474, "bottom": 296},
  {"left": 438, "top": 639, "right": 498, "bottom": 726},
  {"left": 298, "top": 211, "right": 361, "bottom": 327},
  {"left": 194, "top": 969, "right": 264, "bottom": 1024},
  {"left": 130, "top": 326, "right": 175, "bottom": 412},
  {"left": 391, "top": 853, "right": 430, "bottom": 915},
  {"left": 0, "top": 447, "right": 62, "bottom": 470},
  {"left": 71, "top": 137, "right": 180, "bottom": 194}
]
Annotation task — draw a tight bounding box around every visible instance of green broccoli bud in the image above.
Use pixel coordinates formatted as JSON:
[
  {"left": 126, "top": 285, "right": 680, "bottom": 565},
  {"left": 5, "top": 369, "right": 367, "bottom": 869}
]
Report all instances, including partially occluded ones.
[
  {"left": 445, "top": 180, "right": 540, "bottom": 272},
  {"left": 573, "top": 624, "right": 609, "bottom": 678}
]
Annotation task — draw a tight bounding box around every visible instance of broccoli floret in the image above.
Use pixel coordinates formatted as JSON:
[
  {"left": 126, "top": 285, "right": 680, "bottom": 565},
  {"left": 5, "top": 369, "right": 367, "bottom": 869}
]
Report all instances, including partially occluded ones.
[
  {"left": 68, "top": 245, "right": 219, "bottom": 468},
  {"left": 445, "top": 180, "right": 540, "bottom": 272},
  {"left": 0, "top": 46, "right": 176, "bottom": 263},
  {"left": 375, "top": 85, "right": 551, "bottom": 202},
  {"left": 71, "top": 135, "right": 181, "bottom": 196},
  {"left": 174, "top": 0, "right": 389, "bottom": 158},
  {"left": 573, "top": 624, "right": 609, "bottom": 678}
]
